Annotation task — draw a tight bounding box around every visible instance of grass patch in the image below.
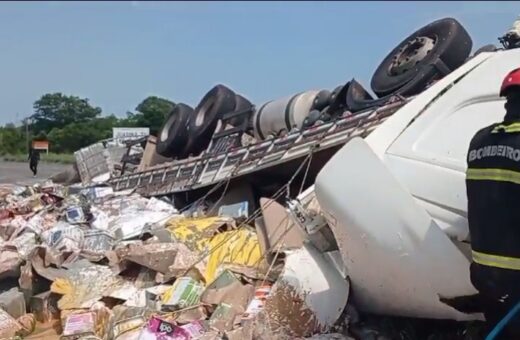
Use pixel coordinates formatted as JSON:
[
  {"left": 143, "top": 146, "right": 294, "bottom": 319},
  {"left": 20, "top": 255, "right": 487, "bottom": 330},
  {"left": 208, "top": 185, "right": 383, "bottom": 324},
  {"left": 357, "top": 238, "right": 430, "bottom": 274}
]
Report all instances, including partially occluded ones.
[{"left": 1, "top": 153, "right": 75, "bottom": 164}]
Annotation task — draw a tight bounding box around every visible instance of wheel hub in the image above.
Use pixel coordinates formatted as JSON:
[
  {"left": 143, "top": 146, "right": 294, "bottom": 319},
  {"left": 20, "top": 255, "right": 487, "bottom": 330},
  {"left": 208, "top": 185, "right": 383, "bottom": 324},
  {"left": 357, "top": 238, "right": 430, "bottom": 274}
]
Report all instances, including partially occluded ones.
[{"left": 389, "top": 36, "right": 436, "bottom": 76}]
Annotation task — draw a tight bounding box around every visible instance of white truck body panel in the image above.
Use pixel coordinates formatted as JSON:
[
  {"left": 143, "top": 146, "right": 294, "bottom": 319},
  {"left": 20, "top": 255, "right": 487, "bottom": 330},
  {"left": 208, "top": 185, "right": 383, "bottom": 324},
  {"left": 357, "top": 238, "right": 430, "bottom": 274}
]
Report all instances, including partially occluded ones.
[
  {"left": 367, "top": 49, "right": 520, "bottom": 241},
  {"left": 315, "top": 138, "right": 480, "bottom": 320},
  {"left": 312, "top": 48, "right": 520, "bottom": 319}
]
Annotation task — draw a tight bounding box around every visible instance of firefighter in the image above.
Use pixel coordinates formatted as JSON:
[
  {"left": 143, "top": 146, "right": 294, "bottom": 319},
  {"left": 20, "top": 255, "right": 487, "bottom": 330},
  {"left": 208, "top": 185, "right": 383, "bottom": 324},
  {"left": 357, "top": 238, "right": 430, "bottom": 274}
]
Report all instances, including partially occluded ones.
[{"left": 466, "top": 68, "right": 520, "bottom": 337}]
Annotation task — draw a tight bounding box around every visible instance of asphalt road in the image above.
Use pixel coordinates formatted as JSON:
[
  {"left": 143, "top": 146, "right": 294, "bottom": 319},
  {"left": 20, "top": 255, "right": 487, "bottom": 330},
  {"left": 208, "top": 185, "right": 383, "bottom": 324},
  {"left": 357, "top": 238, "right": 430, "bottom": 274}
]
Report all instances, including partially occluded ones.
[{"left": 0, "top": 161, "right": 68, "bottom": 186}]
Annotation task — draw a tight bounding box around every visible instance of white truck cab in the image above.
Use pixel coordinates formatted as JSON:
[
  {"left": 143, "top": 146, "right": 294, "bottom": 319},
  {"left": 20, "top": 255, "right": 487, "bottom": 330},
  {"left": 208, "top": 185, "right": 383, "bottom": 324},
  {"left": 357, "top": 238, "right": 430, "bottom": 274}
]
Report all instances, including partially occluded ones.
[
  {"left": 368, "top": 48, "right": 519, "bottom": 243},
  {"left": 313, "top": 48, "right": 520, "bottom": 321}
]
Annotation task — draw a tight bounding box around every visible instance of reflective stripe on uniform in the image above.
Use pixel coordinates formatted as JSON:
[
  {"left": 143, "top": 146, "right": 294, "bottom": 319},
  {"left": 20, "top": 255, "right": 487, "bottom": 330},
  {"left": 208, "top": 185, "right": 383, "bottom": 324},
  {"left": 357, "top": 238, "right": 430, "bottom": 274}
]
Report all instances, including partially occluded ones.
[
  {"left": 466, "top": 168, "right": 520, "bottom": 185},
  {"left": 492, "top": 122, "right": 520, "bottom": 133},
  {"left": 472, "top": 250, "right": 520, "bottom": 271}
]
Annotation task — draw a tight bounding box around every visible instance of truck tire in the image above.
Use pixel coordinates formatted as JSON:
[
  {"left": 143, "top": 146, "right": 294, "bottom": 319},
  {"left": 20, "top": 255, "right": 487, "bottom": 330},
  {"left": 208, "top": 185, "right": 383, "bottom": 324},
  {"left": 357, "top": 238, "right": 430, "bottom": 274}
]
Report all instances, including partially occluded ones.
[
  {"left": 156, "top": 103, "right": 193, "bottom": 158},
  {"left": 182, "top": 85, "right": 236, "bottom": 157},
  {"left": 186, "top": 84, "right": 235, "bottom": 154},
  {"left": 371, "top": 17, "right": 472, "bottom": 97},
  {"left": 228, "top": 94, "right": 254, "bottom": 127},
  {"left": 312, "top": 90, "right": 332, "bottom": 111}
]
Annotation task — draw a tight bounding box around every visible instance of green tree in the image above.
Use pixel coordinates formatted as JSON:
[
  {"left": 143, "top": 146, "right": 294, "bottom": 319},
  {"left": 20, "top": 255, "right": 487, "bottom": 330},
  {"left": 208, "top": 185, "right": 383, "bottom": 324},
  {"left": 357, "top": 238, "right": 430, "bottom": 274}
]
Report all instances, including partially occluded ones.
[
  {"left": 47, "top": 115, "right": 118, "bottom": 153},
  {"left": 128, "top": 96, "right": 175, "bottom": 135},
  {"left": 0, "top": 124, "right": 26, "bottom": 155},
  {"left": 32, "top": 93, "right": 102, "bottom": 134}
]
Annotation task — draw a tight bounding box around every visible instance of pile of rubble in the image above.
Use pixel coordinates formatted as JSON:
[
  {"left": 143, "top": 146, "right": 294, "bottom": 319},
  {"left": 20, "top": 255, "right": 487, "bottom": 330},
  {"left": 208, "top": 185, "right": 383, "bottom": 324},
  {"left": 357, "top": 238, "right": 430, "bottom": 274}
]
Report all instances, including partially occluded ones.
[{"left": 0, "top": 180, "right": 362, "bottom": 340}]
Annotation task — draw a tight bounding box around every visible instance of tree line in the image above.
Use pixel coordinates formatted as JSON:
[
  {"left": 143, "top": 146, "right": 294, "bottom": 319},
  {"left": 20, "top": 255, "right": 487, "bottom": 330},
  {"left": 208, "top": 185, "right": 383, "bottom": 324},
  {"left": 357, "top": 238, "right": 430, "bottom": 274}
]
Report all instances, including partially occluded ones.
[{"left": 0, "top": 93, "right": 175, "bottom": 155}]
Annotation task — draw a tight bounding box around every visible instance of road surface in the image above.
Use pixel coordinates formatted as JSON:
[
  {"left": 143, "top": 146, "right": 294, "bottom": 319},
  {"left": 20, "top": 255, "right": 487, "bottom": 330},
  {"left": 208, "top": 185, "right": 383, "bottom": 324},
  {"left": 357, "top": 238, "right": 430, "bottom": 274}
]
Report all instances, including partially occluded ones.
[{"left": 0, "top": 161, "right": 68, "bottom": 186}]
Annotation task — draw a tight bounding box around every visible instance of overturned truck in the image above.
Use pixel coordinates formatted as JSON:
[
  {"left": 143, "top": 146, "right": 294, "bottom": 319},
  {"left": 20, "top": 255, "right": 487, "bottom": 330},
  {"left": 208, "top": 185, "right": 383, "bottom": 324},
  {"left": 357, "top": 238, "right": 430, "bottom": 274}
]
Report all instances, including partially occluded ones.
[
  {"left": 110, "top": 18, "right": 473, "bottom": 203},
  {"left": 72, "top": 17, "right": 519, "bottom": 323}
]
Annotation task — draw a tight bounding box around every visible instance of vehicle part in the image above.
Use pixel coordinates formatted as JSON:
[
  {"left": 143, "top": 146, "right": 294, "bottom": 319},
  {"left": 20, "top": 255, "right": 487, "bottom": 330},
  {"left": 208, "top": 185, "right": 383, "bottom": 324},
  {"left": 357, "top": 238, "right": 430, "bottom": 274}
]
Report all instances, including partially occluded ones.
[
  {"left": 254, "top": 95, "right": 299, "bottom": 140},
  {"left": 261, "top": 243, "right": 350, "bottom": 337},
  {"left": 371, "top": 17, "right": 472, "bottom": 97},
  {"left": 366, "top": 50, "right": 512, "bottom": 242},
  {"left": 345, "top": 80, "right": 376, "bottom": 113},
  {"left": 290, "top": 90, "right": 321, "bottom": 128},
  {"left": 257, "top": 197, "right": 306, "bottom": 255},
  {"left": 183, "top": 85, "right": 236, "bottom": 157},
  {"left": 327, "top": 82, "right": 350, "bottom": 116},
  {"left": 110, "top": 98, "right": 408, "bottom": 196},
  {"left": 137, "top": 136, "right": 171, "bottom": 171},
  {"left": 318, "top": 111, "right": 332, "bottom": 123},
  {"left": 228, "top": 94, "right": 254, "bottom": 127},
  {"left": 286, "top": 199, "right": 337, "bottom": 252},
  {"left": 253, "top": 90, "right": 320, "bottom": 140},
  {"left": 302, "top": 110, "right": 322, "bottom": 128},
  {"left": 156, "top": 103, "right": 194, "bottom": 158},
  {"left": 329, "top": 85, "right": 343, "bottom": 104},
  {"left": 315, "top": 137, "right": 480, "bottom": 320},
  {"left": 346, "top": 79, "right": 415, "bottom": 113},
  {"left": 312, "top": 90, "right": 332, "bottom": 111}
]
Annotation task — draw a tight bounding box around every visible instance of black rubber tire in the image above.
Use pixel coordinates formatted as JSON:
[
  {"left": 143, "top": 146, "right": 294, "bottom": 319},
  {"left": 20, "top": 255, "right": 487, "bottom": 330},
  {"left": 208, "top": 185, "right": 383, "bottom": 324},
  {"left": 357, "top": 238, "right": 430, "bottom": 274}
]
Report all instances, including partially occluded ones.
[
  {"left": 228, "top": 94, "right": 253, "bottom": 127},
  {"left": 312, "top": 90, "right": 332, "bottom": 111},
  {"left": 371, "top": 17, "right": 472, "bottom": 97},
  {"left": 156, "top": 103, "right": 194, "bottom": 158},
  {"left": 182, "top": 85, "right": 236, "bottom": 158}
]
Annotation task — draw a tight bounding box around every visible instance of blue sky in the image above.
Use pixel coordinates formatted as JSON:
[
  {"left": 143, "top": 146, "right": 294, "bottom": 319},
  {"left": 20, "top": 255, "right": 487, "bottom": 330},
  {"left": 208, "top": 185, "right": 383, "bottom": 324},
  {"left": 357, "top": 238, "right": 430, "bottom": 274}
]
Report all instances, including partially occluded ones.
[{"left": 0, "top": 1, "right": 518, "bottom": 125}]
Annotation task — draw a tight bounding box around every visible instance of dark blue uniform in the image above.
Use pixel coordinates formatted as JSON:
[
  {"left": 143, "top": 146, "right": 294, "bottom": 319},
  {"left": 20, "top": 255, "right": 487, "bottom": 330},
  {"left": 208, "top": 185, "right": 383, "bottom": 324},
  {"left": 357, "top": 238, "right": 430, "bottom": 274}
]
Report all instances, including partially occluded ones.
[{"left": 466, "top": 119, "right": 520, "bottom": 337}]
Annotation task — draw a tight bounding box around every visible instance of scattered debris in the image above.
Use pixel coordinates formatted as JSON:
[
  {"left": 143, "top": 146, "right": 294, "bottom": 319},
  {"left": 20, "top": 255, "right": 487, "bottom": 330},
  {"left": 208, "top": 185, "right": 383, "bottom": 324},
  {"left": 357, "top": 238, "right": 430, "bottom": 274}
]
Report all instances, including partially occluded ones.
[
  {"left": 0, "top": 287, "right": 26, "bottom": 319},
  {"left": 0, "top": 165, "right": 485, "bottom": 339},
  {"left": 161, "top": 277, "right": 204, "bottom": 311}
]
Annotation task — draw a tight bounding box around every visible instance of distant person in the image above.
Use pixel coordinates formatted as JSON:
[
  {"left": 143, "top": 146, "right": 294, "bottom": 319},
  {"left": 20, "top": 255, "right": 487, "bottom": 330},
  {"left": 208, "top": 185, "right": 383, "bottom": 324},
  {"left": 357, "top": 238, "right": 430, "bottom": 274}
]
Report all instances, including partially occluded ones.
[{"left": 28, "top": 148, "right": 40, "bottom": 177}]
